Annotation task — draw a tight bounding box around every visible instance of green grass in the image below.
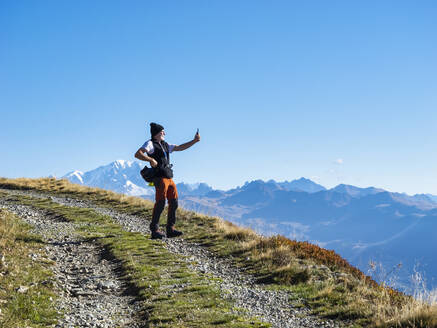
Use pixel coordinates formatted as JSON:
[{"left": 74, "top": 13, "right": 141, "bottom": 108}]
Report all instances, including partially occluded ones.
[
  {"left": 0, "top": 192, "right": 270, "bottom": 328},
  {"left": 0, "top": 208, "right": 58, "bottom": 328}
]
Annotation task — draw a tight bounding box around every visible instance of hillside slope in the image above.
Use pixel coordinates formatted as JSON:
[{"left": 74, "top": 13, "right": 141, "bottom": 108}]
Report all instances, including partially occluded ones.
[
  {"left": 0, "top": 178, "right": 436, "bottom": 327},
  {"left": 178, "top": 181, "right": 437, "bottom": 293}
]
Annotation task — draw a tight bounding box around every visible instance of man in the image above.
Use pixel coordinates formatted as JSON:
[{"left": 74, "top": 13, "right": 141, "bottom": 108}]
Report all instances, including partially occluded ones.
[{"left": 135, "top": 122, "right": 201, "bottom": 239}]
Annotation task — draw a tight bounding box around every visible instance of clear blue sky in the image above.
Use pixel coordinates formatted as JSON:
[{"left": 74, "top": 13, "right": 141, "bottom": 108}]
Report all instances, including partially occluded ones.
[{"left": 1, "top": 1, "right": 436, "bottom": 194}]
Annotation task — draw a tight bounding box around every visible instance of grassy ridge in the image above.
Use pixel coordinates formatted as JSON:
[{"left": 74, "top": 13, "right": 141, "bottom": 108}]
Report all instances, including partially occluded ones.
[
  {"left": 0, "top": 191, "right": 270, "bottom": 327},
  {"left": 0, "top": 208, "right": 58, "bottom": 328},
  {"left": 1, "top": 177, "right": 437, "bottom": 327}
]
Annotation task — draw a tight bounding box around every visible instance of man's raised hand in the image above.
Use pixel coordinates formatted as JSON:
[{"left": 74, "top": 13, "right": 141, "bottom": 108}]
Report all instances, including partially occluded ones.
[{"left": 194, "top": 129, "right": 201, "bottom": 142}]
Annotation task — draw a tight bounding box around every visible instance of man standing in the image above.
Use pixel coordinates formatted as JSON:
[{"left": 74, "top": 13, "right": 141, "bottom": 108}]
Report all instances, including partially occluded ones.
[{"left": 135, "top": 122, "right": 201, "bottom": 239}]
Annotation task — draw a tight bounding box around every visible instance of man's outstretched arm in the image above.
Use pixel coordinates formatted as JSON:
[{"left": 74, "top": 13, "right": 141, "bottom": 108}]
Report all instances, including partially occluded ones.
[{"left": 173, "top": 132, "right": 200, "bottom": 151}]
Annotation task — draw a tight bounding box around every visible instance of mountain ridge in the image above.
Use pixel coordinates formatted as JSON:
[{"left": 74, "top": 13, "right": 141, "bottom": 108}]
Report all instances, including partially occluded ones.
[
  {"left": 61, "top": 159, "right": 437, "bottom": 203},
  {"left": 60, "top": 160, "right": 437, "bottom": 292}
]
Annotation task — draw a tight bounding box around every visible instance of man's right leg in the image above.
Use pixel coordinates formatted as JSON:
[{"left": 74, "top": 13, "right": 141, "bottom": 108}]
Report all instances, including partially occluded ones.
[{"left": 150, "top": 178, "right": 167, "bottom": 239}]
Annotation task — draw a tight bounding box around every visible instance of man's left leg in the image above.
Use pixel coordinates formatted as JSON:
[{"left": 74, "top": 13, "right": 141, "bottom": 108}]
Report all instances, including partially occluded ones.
[
  {"left": 166, "top": 179, "right": 182, "bottom": 238},
  {"left": 150, "top": 178, "right": 167, "bottom": 239}
]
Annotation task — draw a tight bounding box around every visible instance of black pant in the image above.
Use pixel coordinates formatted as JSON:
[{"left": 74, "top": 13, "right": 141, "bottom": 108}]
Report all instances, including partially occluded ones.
[{"left": 150, "top": 198, "right": 178, "bottom": 232}]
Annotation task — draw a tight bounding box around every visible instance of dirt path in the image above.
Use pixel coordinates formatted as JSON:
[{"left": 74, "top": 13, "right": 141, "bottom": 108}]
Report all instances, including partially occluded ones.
[{"left": 0, "top": 201, "right": 145, "bottom": 328}]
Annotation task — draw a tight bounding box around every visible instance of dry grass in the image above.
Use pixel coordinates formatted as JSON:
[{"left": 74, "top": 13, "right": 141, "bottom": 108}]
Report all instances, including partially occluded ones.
[
  {"left": 373, "top": 288, "right": 437, "bottom": 327},
  {"left": 373, "top": 273, "right": 437, "bottom": 328},
  {"left": 215, "top": 219, "right": 258, "bottom": 241},
  {"left": 216, "top": 220, "right": 371, "bottom": 282},
  {"left": 0, "top": 177, "right": 154, "bottom": 211},
  {"left": 1, "top": 177, "right": 437, "bottom": 327}
]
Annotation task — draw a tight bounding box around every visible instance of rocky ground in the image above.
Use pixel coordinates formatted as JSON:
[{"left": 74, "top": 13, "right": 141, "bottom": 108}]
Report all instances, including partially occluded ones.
[
  {"left": 0, "top": 202, "right": 144, "bottom": 328},
  {"left": 0, "top": 189, "right": 344, "bottom": 328}
]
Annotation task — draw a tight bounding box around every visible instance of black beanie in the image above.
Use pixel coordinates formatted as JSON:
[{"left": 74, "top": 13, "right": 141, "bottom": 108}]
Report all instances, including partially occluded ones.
[{"left": 150, "top": 122, "right": 164, "bottom": 138}]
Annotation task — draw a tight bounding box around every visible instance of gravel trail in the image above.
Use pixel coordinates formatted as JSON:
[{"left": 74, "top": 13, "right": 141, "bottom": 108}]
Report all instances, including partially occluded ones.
[
  {"left": 0, "top": 200, "right": 145, "bottom": 328},
  {"left": 0, "top": 189, "right": 344, "bottom": 328}
]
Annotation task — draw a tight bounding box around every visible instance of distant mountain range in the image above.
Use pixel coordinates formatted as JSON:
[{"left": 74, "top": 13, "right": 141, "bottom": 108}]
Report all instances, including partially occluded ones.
[{"left": 62, "top": 160, "right": 437, "bottom": 293}]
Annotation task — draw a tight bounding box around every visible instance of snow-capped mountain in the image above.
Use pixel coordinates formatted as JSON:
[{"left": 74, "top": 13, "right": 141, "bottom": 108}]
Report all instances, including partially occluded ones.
[
  {"left": 63, "top": 170, "right": 85, "bottom": 185},
  {"left": 62, "top": 160, "right": 153, "bottom": 196},
  {"left": 62, "top": 160, "right": 218, "bottom": 199}
]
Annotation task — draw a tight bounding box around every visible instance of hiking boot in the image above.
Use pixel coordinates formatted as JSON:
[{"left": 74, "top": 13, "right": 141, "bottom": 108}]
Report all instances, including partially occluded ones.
[
  {"left": 166, "top": 229, "right": 183, "bottom": 238},
  {"left": 151, "top": 231, "right": 165, "bottom": 240}
]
